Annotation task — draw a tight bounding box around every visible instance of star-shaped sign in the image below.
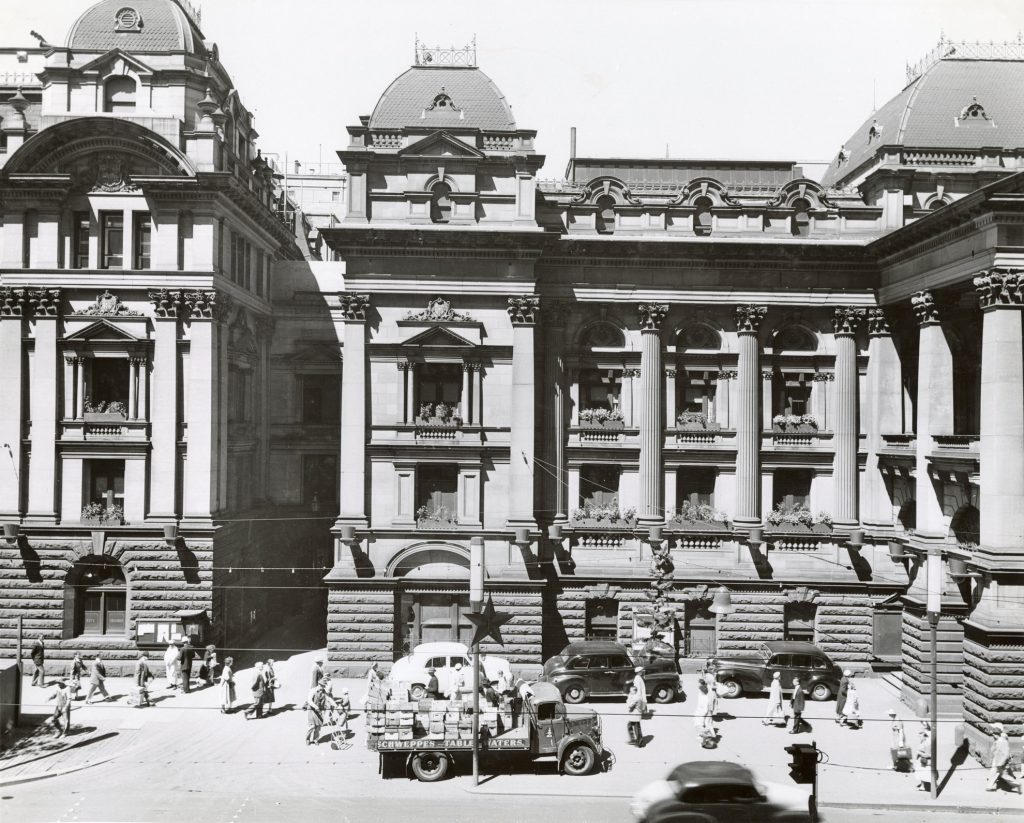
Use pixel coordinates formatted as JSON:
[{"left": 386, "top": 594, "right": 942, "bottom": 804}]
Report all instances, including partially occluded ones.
[{"left": 466, "top": 595, "right": 513, "bottom": 647}]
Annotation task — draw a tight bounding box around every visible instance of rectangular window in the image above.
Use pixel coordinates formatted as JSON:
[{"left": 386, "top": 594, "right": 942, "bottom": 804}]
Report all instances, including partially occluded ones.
[
  {"left": 416, "top": 363, "right": 462, "bottom": 416},
  {"left": 773, "top": 469, "right": 812, "bottom": 510},
  {"left": 100, "top": 212, "right": 124, "bottom": 269},
  {"left": 585, "top": 598, "right": 619, "bottom": 641},
  {"left": 681, "top": 371, "right": 717, "bottom": 416},
  {"left": 301, "top": 374, "right": 340, "bottom": 424},
  {"left": 22, "top": 210, "right": 38, "bottom": 268},
  {"left": 72, "top": 212, "right": 90, "bottom": 269},
  {"left": 775, "top": 371, "right": 811, "bottom": 417},
  {"left": 579, "top": 464, "right": 620, "bottom": 508},
  {"left": 302, "top": 454, "right": 337, "bottom": 505},
  {"left": 416, "top": 464, "right": 458, "bottom": 521},
  {"left": 133, "top": 212, "right": 151, "bottom": 269},
  {"left": 87, "top": 358, "right": 130, "bottom": 413},
  {"left": 784, "top": 603, "right": 817, "bottom": 643},
  {"left": 86, "top": 459, "right": 125, "bottom": 509},
  {"left": 579, "top": 368, "right": 621, "bottom": 412},
  {"left": 217, "top": 219, "right": 224, "bottom": 273},
  {"left": 677, "top": 466, "right": 716, "bottom": 509}
]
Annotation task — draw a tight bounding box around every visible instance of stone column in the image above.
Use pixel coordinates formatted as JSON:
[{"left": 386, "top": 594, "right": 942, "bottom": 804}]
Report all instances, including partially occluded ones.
[
  {"left": 461, "top": 363, "right": 471, "bottom": 424},
  {"left": 735, "top": 305, "right": 766, "bottom": 526},
  {"left": 337, "top": 294, "right": 370, "bottom": 528},
  {"left": 148, "top": 289, "right": 181, "bottom": 519},
  {"left": 547, "top": 303, "right": 570, "bottom": 524},
  {"left": 665, "top": 369, "right": 677, "bottom": 429},
  {"left": 0, "top": 289, "right": 28, "bottom": 517},
  {"left": 832, "top": 307, "right": 864, "bottom": 526},
  {"left": 128, "top": 357, "right": 140, "bottom": 420},
  {"left": 715, "top": 370, "right": 733, "bottom": 429},
  {"left": 620, "top": 369, "right": 636, "bottom": 427},
  {"left": 473, "top": 365, "right": 483, "bottom": 425},
  {"left": 400, "top": 361, "right": 414, "bottom": 424},
  {"left": 569, "top": 368, "right": 580, "bottom": 425},
  {"left": 863, "top": 309, "right": 903, "bottom": 525},
  {"left": 507, "top": 296, "right": 539, "bottom": 529},
  {"left": 26, "top": 289, "right": 61, "bottom": 523},
  {"left": 638, "top": 303, "right": 668, "bottom": 526},
  {"left": 63, "top": 356, "right": 75, "bottom": 420},
  {"left": 912, "top": 290, "right": 953, "bottom": 536},
  {"left": 75, "top": 357, "right": 86, "bottom": 418}
]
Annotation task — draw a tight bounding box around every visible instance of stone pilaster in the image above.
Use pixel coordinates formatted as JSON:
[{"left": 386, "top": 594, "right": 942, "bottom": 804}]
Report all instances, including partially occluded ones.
[
  {"left": 863, "top": 308, "right": 903, "bottom": 525},
  {"left": 832, "top": 307, "right": 864, "bottom": 525},
  {"left": 148, "top": 289, "right": 182, "bottom": 520},
  {"left": 735, "top": 305, "right": 766, "bottom": 526},
  {"left": 337, "top": 293, "right": 371, "bottom": 529},
  {"left": 0, "top": 288, "right": 29, "bottom": 518},
  {"left": 912, "top": 290, "right": 953, "bottom": 536},
  {"left": 25, "top": 289, "right": 61, "bottom": 524},
  {"left": 507, "top": 296, "right": 539, "bottom": 529},
  {"left": 546, "top": 302, "right": 571, "bottom": 524},
  {"left": 638, "top": 303, "right": 668, "bottom": 526},
  {"left": 398, "top": 361, "right": 414, "bottom": 424}
]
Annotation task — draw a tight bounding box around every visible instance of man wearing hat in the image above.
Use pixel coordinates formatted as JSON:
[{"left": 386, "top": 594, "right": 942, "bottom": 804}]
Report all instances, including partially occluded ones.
[
  {"left": 987, "top": 722, "right": 1021, "bottom": 793},
  {"left": 48, "top": 679, "right": 73, "bottom": 738},
  {"left": 310, "top": 657, "right": 325, "bottom": 690},
  {"left": 180, "top": 637, "right": 195, "bottom": 693},
  {"left": 763, "top": 671, "right": 785, "bottom": 726},
  {"left": 305, "top": 677, "right": 337, "bottom": 745},
  {"left": 633, "top": 666, "right": 648, "bottom": 715},
  {"left": 835, "top": 669, "right": 852, "bottom": 724},
  {"left": 425, "top": 667, "right": 439, "bottom": 700}
]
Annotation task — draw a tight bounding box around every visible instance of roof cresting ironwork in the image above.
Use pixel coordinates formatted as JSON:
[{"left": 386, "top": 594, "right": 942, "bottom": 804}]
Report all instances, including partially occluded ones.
[
  {"left": 414, "top": 35, "right": 477, "bottom": 67},
  {"left": 905, "top": 32, "right": 1024, "bottom": 86}
]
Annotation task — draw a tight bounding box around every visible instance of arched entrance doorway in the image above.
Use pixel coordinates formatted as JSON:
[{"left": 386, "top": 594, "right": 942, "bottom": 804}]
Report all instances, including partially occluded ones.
[{"left": 389, "top": 543, "right": 475, "bottom": 655}]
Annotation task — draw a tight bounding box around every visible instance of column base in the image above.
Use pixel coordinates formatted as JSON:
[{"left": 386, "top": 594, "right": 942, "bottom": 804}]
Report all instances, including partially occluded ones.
[{"left": 733, "top": 517, "right": 761, "bottom": 528}]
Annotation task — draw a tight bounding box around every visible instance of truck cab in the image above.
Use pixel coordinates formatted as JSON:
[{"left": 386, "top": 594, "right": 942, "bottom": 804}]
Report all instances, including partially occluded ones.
[{"left": 525, "top": 682, "right": 603, "bottom": 775}]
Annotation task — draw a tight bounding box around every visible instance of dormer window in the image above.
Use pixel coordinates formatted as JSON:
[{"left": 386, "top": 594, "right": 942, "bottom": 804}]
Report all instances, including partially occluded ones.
[
  {"left": 430, "top": 182, "right": 452, "bottom": 224},
  {"left": 103, "top": 76, "right": 136, "bottom": 112},
  {"left": 960, "top": 97, "right": 989, "bottom": 120},
  {"left": 791, "top": 197, "right": 811, "bottom": 237},
  {"left": 693, "top": 196, "right": 713, "bottom": 236},
  {"left": 595, "top": 195, "right": 616, "bottom": 235}
]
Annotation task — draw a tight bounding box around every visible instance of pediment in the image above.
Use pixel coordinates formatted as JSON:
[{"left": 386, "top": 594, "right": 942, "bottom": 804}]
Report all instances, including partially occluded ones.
[
  {"left": 78, "top": 49, "right": 154, "bottom": 76},
  {"left": 399, "top": 131, "right": 484, "bottom": 159},
  {"left": 64, "top": 319, "right": 143, "bottom": 343},
  {"left": 402, "top": 326, "right": 477, "bottom": 348}
]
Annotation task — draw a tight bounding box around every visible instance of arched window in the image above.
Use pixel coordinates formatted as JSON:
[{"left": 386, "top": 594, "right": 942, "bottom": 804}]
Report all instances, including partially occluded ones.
[
  {"left": 580, "top": 322, "right": 625, "bottom": 349},
  {"left": 929, "top": 198, "right": 949, "bottom": 211},
  {"left": 430, "top": 182, "right": 452, "bottom": 224},
  {"left": 950, "top": 505, "right": 980, "bottom": 546},
  {"left": 791, "top": 197, "right": 812, "bottom": 237},
  {"left": 678, "top": 325, "right": 721, "bottom": 351},
  {"left": 66, "top": 555, "right": 126, "bottom": 637},
  {"left": 595, "top": 194, "right": 616, "bottom": 234},
  {"left": 103, "top": 76, "right": 137, "bottom": 113},
  {"left": 693, "top": 196, "right": 713, "bottom": 236},
  {"left": 773, "top": 326, "right": 817, "bottom": 353}
]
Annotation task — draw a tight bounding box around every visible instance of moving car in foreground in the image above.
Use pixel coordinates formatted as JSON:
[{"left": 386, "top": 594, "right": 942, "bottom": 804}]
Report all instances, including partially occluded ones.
[{"left": 631, "top": 761, "right": 815, "bottom": 823}]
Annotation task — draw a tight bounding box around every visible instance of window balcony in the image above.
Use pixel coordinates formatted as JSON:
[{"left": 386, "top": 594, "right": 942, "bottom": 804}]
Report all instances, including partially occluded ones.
[
  {"left": 667, "top": 427, "right": 736, "bottom": 448},
  {"left": 928, "top": 433, "right": 980, "bottom": 480},
  {"left": 61, "top": 418, "right": 150, "bottom": 441},
  {"left": 932, "top": 434, "right": 979, "bottom": 455},
  {"left": 569, "top": 424, "right": 639, "bottom": 445},
  {"left": 763, "top": 430, "right": 834, "bottom": 450}
]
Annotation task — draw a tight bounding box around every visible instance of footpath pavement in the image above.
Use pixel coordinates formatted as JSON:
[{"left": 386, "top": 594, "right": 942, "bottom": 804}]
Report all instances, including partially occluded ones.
[{"left": 2, "top": 653, "right": 1021, "bottom": 818}]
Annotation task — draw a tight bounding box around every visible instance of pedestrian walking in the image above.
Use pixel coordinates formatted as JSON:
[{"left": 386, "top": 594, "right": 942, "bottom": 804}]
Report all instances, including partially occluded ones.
[
  {"left": 30, "top": 636, "right": 45, "bottom": 686},
  {"left": 835, "top": 669, "right": 851, "bottom": 724},
  {"left": 163, "top": 641, "right": 180, "bottom": 689},
  {"left": 914, "top": 721, "right": 931, "bottom": 791},
  {"left": 626, "top": 684, "right": 644, "bottom": 747},
  {"left": 310, "top": 657, "right": 325, "bottom": 690},
  {"left": 134, "top": 653, "right": 154, "bottom": 707},
  {"left": 888, "top": 709, "right": 911, "bottom": 771},
  {"left": 180, "top": 637, "right": 195, "bottom": 693},
  {"left": 338, "top": 688, "right": 351, "bottom": 725},
  {"left": 265, "top": 659, "right": 278, "bottom": 715},
  {"left": 68, "top": 653, "right": 87, "bottom": 700},
  {"left": 425, "top": 667, "right": 439, "bottom": 699},
  {"left": 245, "top": 661, "right": 269, "bottom": 720},
  {"left": 85, "top": 654, "right": 110, "bottom": 704},
  {"left": 202, "top": 644, "right": 218, "bottom": 686},
  {"left": 694, "top": 678, "right": 715, "bottom": 743},
  {"left": 704, "top": 672, "right": 719, "bottom": 722},
  {"left": 788, "top": 679, "right": 806, "bottom": 734},
  {"left": 48, "top": 680, "right": 73, "bottom": 738},
  {"left": 841, "top": 681, "right": 861, "bottom": 729},
  {"left": 986, "top": 722, "right": 1022, "bottom": 793},
  {"left": 306, "top": 677, "right": 337, "bottom": 745},
  {"left": 763, "top": 671, "right": 785, "bottom": 726},
  {"left": 220, "top": 656, "right": 236, "bottom": 713},
  {"left": 633, "top": 667, "right": 648, "bottom": 715}
]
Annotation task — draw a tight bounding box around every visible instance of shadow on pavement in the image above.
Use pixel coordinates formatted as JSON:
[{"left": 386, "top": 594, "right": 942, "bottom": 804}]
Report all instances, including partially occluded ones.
[{"left": 938, "top": 739, "right": 970, "bottom": 795}]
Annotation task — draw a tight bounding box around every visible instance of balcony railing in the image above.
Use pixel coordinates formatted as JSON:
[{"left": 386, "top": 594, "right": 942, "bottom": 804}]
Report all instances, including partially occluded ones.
[
  {"left": 933, "top": 434, "right": 980, "bottom": 452},
  {"left": 670, "top": 428, "right": 735, "bottom": 446},
  {"left": 61, "top": 419, "right": 150, "bottom": 440},
  {"left": 569, "top": 424, "right": 638, "bottom": 445},
  {"left": 765, "top": 430, "right": 834, "bottom": 449},
  {"left": 881, "top": 433, "right": 916, "bottom": 450}
]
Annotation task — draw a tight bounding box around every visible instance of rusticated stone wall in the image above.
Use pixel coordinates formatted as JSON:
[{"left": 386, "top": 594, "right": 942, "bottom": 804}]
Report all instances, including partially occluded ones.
[
  {"left": 814, "top": 595, "right": 874, "bottom": 661},
  {"left": 961, "top": 626, "right": 1024, "bottom": 765},
  {"left": 900, "top": 607, "right": 964, "bottom": 712},
  {"left": 0, "top": 532, "right": 212, "bottom": 676},
  {"left": 716, "top": 590, "right": 784, "bottom": 653}
]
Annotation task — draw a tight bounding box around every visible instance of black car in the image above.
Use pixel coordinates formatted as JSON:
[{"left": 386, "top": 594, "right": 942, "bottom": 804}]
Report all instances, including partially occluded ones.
[
  {"left": 540, "top": 640, "right": 682, "bottom": 704},
  {"left": 707, "top": 640, "right": 842, "bottom": 701}
]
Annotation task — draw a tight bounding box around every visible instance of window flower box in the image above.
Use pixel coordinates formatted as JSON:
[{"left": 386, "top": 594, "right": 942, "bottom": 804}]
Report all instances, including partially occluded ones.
[
  {"left": 80, "top": 503, "right": 125, "bottom": 526},
  {"left": 667, "top": 518, "right": 730, "bottom": 532},
  {"left": 765, "top": 502, "right": 832, "bottom": 533},
  {"left": 772, "top": 414, "right": 819, "bottom": 433},
  {"left": 675, "top": 411, "right": 722, "bottom": 431},
  {"left": 570, "top": 517, "right": 637, "bottom": 530},
  {"left": 765, "top": 522, "right": 832, "bottom": 536},
  {"left": 578, "top": 407, "right": 625, "bottom": 429},
  {"left": 415, "top": 505, "right": 456, "bottom": 529}
]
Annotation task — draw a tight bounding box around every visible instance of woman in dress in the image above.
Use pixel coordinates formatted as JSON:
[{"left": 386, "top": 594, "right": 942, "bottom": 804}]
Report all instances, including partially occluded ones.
[
  {"left": 264, "top": 659, "right": 277, "bottom": 715},
  {"left": 219, "top": 656, "right": 236, "bottom": 713}
]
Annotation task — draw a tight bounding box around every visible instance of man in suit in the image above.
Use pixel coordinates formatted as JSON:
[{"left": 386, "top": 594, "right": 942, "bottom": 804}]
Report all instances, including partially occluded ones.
[
  {"left": 30, "top": 637, "right": 45, "bottom": 686},
  {"left": 310, "top": 658, "right": 325, "bottom": 689},
  {"left": 180, "top": 637, "right": 195, "bottom": 693},
  {"left": 789, "top": 678, "right": 806, "bottom": 734},
  {"left": 246, "top": 662, "right": 269, "bottom": 720}
]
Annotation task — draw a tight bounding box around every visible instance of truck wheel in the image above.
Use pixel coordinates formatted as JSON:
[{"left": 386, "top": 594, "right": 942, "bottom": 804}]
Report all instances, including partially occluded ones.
[
  {"left": 810, "top": 682, "right": 832, "bottom": 702},
  {"left": 653, "top": 684, "right": 676, "bottom": 704},
  {"left": 410, "top": 752, "right": 449, "bottom": 782},
  {"left": 563, "top": 685, "right": 586, "bottom": 704},
  {"left": 561, "top": 743, "right": 596, "bottom": 776},
  {"left": 409, "top": 684, "right": 427, "bottom": 701},
  {"left": 720, "top": 679, "right": 743, "bottom": 699}
]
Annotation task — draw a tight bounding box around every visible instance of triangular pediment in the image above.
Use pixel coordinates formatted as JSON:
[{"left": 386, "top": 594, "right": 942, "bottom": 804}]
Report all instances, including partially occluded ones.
[
  {"left": 403, "top": 326, "right": 476, "bottom": 347},
  {"left": 78, "top": 49, "right": 154, "bottom": 76},
  {"left": 399, "top": 131, "right": 484, "bottom": 159},
  {"left": 64, "top": 319, "right": 142, "bottom": 343}
]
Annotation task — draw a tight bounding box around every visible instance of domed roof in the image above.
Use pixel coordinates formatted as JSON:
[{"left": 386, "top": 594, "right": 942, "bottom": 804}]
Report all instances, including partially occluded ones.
[
  {"left": 822, "top": 50, "right": 1024, "bottom": 187},
  {"left": 369, "top": 66, "right": 516, "bottom": 132},
  {"left": 66, "top": 0, "right": 205, "bottom": 54}
]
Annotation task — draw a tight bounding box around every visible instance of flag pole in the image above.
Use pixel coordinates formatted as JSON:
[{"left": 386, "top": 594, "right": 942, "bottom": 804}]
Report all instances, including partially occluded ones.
[{"left": 469, "top": 536, "right": 484, "bottom": 787}]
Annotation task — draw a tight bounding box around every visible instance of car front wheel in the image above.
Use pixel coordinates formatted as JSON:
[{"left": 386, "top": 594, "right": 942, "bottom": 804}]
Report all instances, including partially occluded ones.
[
  {"left": 563, "top": 684, "right": 586, "bottom": 704},
  {"left": 652, "top": 684, "right": 676, "bottom": 704},
  {"left": 810, "top": 682, "right": 832, "bottom": 702},
  {"left": 561, "top": 742, "right": 596, "bottom": 776},
  {"left": 719, "top": 678, "right": 743, "bottom": 699}
]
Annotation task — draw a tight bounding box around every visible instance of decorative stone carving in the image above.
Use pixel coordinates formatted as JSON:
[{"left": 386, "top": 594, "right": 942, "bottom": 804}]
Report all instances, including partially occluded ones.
[
  {"left": 762, "top": 370, "right": 774, "bottom": 381},
  {"left": 507, "top": 296, "right": 540, "bottom": 326},
  {"left": 784, "top": 586, "right": 820, "bottom": 604},
  {"left": 148, "top": 289, "right": 184, "bottom": 319},
  {"left": 0, "top": 287, "right": 29, "bottom": 317},
  {"left": 735, "top": 305, "right": 767, "bottom": 333},
  {"left": 911, "top": 290, "right": 940, "bottom": 326},
  {"left": 397, "top": 360, "right": 414, "bottom": 372},
  {"left": 638, "top": 303, "right": 669, "bottom": 331},
  {"left": 665, "top": 369, "right": 677, "bottom": 379},
  {"left": 684, "top": 584, "right": 711, "bottom": 603},
  {"left": 866, "top": 307, "right": 892, "bottom": 336},
  {"left": 340, "top": 293, "right": 371, "bottom": 322},
  {"left": 27, "top": 288, "right": 61, "bottom": 317},
  {"left": 832, "top": 307, "right": 865, "bottom": 336},
  {"left": 974, "top": 268, "right": 1024, "bottom": 309},
  {"left": 404, "top": 296, "right": 472, "bottom": 323},
  {"left": 715, "top": 370, "right": 737, "bottom": 381},
  {"left": 622, "top": 368, "right": 641, "bottom": 379},
  {"left": 812, "top": 372, "right": 835, "bottom": 383},
  {"left": 90, "top": 152, "right": 139, "bottom": 193},
  {"left": 182, "top": 290, "right": 231, "bottom": 321},
  {"left": 73, "top": 290, "right": 142, "bottom": 317}
]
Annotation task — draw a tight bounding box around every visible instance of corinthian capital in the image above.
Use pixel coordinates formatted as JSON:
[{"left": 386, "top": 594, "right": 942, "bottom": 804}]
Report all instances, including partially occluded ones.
[
  {"left": 974, "top": 268, "right": 1024, "bottom": 310},
  {"left": 910, "top": 290, "right": 940, "bottom": 326},
  {"left": 27, "top": 288, "right": 62, "bottom": 317},
  {"left": 507, "top": 296, "right": 540, "bottom": 326},
  {"left": 831, "top": 307, "right": 864, "bottom": 336},
  {"left": 149, "top": 289, "right": 184, "bottom": 319},
  {"left": 735, "top": 305, "right": 767, "bottom": 333},
  {"left": 638, "top": 303, "right": 669, "bottom": 332},
  {"left": 865, "top": 308, "right": 891, "bottom": 336},
  {"left": 0, "top": 287, "right": 29, "bottom": 317},
  {"left": 339, "top": 293, "right": 371, "bottom": 322},
  {"left": 183, "top": 290, "right": 231, "bottom": 321}
]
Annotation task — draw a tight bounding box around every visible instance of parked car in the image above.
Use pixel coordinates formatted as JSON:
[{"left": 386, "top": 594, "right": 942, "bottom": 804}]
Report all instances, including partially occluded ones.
[
  {"left": 540, "top": 640, "right": 682, "bottom": 704},
  {"left": 706, "top": 640, "right": 842, "bottom": 701},
  {"left": 631, "top": 760, "right": 814, "bottom": 823},
  {"left": 388, "top": 642, "right": 512, "bottom": 700}
]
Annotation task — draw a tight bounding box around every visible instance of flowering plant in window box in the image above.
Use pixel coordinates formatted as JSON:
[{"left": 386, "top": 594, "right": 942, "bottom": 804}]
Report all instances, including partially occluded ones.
[
  {"left": 416, "top": 402, "right": 462, "bottom": 426},
  {"left": 578, "top": 407, "right": 625, "bottom": 429},
  {"left": 772, "top": 413, "right": 818, "bottom": 432},
  {"left": 570, "top": 499, "right": 637, "bottom": 528},
  {"left": 415, "top": 504, "right": 456, "bottom": 528},
  {"left": 765, "top": 502, "right": 831, "bottom": 533},
  {"left": 83, "top": 398, "right": 128, "bottom": 422},
  {"left": 668, "top": 500, "right": 732, "bottom": 531},
  {"left": 80, "top": 502, "right": 125, "bottom": 525}
]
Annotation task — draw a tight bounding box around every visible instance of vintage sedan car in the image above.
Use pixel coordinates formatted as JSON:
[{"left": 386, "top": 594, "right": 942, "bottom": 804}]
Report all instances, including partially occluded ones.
[
  {"left": 540, "top": 640, "right": 682, "bottom": 704},
  {"left": 388, "top": 642, "right": 512, "bottom": 700},
  {"left": 631, "top": 760, "right": 814, "bottom": 823},
  {"left": 707, "top": 640, "right": 842, "bottom": 701}
]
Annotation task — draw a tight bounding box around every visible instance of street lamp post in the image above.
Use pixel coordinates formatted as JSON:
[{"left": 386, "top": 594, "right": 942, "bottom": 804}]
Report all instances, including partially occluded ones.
[{"left": 926, "top": 547, "right": 942, "bottom": 799}]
